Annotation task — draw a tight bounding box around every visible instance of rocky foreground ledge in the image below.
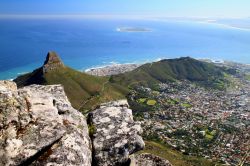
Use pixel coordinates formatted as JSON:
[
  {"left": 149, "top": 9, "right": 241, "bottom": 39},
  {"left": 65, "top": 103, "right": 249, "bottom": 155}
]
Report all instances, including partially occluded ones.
[
  {"left": 88, "top": 100, "right": 145, "bottom": 166},
  {"left": 0, "top": 81, "right": 152, "bottom": 166},
  {"left": 0, "top": 81, "right": 92, "bottom": 166}
]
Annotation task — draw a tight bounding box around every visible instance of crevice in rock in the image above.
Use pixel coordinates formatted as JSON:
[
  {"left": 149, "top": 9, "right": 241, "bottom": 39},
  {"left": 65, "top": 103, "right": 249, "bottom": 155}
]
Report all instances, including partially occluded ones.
[
  {"left": 52, "top": 99, "right": 56, "bottom": 107},
  {"left": 33, "top": 103, "right": 45, "bottom": 105},
  {"left": 121, "top": 159, "right": 131, "bottom": 166},
  {"left": 58, "top": 110, "right": 66, "bottom": 115},
  {"left": 17, "top": 136, "right": 63, "bottom": 166},
  {"left": 24, "top": 97, "right": 31, "bottom": 112},
  {"left": 87, "top": 113, "right": 97, "bottom": 166},
  {"left": 37, "top": 142, "right": 58, "bottom": 163}
]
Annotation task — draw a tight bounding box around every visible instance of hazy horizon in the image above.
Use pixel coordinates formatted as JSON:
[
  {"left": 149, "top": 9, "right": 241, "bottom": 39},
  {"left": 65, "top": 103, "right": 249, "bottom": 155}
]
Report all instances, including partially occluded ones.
[
  {"left": 1, "top": 0, "right": 250, "bottom": 80},
  {"left": 1, "top": 0, "right": 250, "bottom": 18},
  {"left": 0, "top": 14, "right": 249, "bottom": 20}
]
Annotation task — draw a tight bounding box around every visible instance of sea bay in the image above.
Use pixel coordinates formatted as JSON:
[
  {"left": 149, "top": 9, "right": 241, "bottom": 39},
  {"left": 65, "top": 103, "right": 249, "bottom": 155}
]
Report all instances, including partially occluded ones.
[{"left": 0, "top": 18, "right": 250, "bottom": 79}]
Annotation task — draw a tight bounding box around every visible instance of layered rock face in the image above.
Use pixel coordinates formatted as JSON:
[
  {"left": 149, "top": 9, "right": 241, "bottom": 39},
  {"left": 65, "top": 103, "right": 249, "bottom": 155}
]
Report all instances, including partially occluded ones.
[
  {"left": 43, "top": 51, "right": 64, "bottom": 73},
  {"left": 88, "top": 100, "right": 145, "bottom": 166},
  {"left": 0, "top": 81, "right": 91, "bottom": 166}
]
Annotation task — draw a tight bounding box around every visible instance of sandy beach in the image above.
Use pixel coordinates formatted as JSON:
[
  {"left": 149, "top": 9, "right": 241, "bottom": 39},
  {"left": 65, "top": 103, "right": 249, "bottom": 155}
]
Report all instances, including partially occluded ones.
[{"left": 85, "top": 63, "right": 141, "bottom": 76}]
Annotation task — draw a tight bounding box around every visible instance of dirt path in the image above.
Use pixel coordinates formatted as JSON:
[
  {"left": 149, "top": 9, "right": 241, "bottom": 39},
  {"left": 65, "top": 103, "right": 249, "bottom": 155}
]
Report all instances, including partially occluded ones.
[{"left": 78, "top": 81, "right": 109, "bottom": 111}]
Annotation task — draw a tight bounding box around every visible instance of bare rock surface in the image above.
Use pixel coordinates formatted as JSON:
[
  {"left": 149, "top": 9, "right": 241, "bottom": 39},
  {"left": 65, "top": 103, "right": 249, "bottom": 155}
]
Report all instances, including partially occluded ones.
[
  {"left": 88, "top": 100, "right": 145, "bottom": 166},
  {"left": 0, "top": 81, "right": 146, "bottom": 166},
  {"left": 134, "top": 153, "right": 172, "bottom": 166},
  {"left": 0, "top": 81, "right": 91, "bottom": 166},
  {"left": 43, "top": 51, "right": 64, "bottom": 73}
]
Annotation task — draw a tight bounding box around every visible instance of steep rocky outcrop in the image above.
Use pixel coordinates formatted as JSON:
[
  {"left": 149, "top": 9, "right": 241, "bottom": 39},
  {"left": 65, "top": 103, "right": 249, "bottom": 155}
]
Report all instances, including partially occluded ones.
[
  {"left": 14, "top": 52, "right": 127, "bottom": 110},
  {"left": 0, "top": 81, "right": 91, "bottom": 166},
  {"left": 43, "top": 51, "right": 64, "bottom": 73},
  {"left": 0, "top": 81, "right": 146, "bottom": 166},
  {"left": 134, "top": 153, "right": 172, "bottom": 166},
  {"left": 88, "top": 100, "right": 145, "bottom": 166}
]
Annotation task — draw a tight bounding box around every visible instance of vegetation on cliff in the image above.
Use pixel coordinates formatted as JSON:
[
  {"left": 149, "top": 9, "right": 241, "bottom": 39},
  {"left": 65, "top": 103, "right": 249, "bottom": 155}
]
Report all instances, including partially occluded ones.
[
  {"left": 14, "top": 52, "right": 127, "bottom": 112},
  {"left": 110, "top": 57, "right": 231, "bottom": 90},
  {"left": 14, "top": 53, "right": 231, "bottom": 112}
]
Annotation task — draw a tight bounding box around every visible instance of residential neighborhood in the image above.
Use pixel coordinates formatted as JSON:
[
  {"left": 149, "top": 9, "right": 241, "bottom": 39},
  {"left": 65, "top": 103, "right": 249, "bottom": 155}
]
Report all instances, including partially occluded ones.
[{"left": 129, "top": 74, "right": 250, "bottom": 165}]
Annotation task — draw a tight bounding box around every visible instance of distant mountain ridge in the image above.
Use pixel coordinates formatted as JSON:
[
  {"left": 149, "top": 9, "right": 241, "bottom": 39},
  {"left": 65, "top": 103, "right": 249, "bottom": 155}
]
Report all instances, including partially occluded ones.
[
  {"left": 14, "top": 52, "right": 65, "bottom": 86},
  {"left": 111, "top": 57, "right": 230, "bottom": 90},
  {"left": 14, "top": 53, "right": 231, "bottom": 111},
  {"left": 14, "top": 52, "right": 127, "bottom": 111}
]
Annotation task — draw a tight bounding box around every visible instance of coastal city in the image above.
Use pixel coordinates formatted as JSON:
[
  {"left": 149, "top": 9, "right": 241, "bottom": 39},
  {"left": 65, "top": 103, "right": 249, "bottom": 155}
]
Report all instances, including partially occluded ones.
[
  {"left": 1, "top": 1, "right": 250, "bottom": 166},
  {"left": 127, "top": 65, "right": 250, "bottom": 165}
]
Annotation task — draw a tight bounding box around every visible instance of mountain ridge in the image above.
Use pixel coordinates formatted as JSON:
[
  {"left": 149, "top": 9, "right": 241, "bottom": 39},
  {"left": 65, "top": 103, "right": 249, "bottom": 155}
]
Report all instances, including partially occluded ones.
[
  {"left": 14, "top": 52, "right": 127, "bottom": 111},
  {"left": 110, "top": 56, "right": 230, "bottom": 90},
  {"left": 14, "top": 53, "right": 230, "bottom": 111}
]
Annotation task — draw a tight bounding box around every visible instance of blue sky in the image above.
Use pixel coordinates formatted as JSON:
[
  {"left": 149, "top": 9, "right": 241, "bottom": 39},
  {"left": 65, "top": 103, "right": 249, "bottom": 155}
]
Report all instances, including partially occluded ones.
[{"left": 0, "top": 0, "right": 250, "bottom": 18}]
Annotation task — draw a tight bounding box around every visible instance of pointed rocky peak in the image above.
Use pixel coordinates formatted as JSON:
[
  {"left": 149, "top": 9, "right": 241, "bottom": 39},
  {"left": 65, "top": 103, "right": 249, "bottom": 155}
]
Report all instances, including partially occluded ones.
[
  {"left": 43, "top": 51, "right": 64, "bottom": 66},
  {"left": 43, "top": 51, "right": 64, "bottom": 73}
]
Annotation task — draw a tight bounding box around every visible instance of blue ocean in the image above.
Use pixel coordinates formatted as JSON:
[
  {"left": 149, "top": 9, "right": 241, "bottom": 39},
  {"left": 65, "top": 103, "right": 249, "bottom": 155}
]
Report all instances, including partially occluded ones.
[{"left": 0, "top": 18, "right": 250, "bottom": 80}]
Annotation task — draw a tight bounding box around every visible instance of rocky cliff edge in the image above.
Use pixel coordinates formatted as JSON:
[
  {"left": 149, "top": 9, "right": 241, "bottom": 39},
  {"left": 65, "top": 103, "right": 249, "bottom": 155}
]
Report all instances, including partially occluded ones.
[
  {"left": 88, "top": 100, "right": 145, "bottom": 166},
  {"left": 0, "top": 81, "right": 91, "bottom": 166},
  {"left": 0, "top": 81, "right": 147, "bottom": 166}
]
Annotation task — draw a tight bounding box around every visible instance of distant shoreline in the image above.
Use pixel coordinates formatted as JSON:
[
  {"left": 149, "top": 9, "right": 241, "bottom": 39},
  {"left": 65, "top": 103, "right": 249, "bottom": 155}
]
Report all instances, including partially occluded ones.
[
  {"left": 85, "top": 57, "right": 250, "bottom": 77},
  {"left": 1, "top": 57, "right": 250, "bottom": 80},
  {"left": 198, "top": 20, "right": 250, "bottom": 31},
  {"left": 1, "top": 19, "right": 250, "bottom": 80},
  {"left": 85, "top": 63, "right": 142, "bottom": 76},
  {"left": 84, "top": 58, "right": 166, "bottom": 76}
]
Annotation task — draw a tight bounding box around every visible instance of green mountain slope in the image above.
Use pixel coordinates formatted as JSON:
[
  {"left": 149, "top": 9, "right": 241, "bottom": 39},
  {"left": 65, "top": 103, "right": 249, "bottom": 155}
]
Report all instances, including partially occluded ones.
[
  {"left": 111, "top": 57, "right": 229, "bottom": 90},
  {"left": 14, "top": 52, "right": 127, "bottom": 111},
  {"left": 15, "top": 54, "right": 230, "bottom": 111},
  {"left": 139, "top": 141, "right": 222, "bottom": 166}
]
